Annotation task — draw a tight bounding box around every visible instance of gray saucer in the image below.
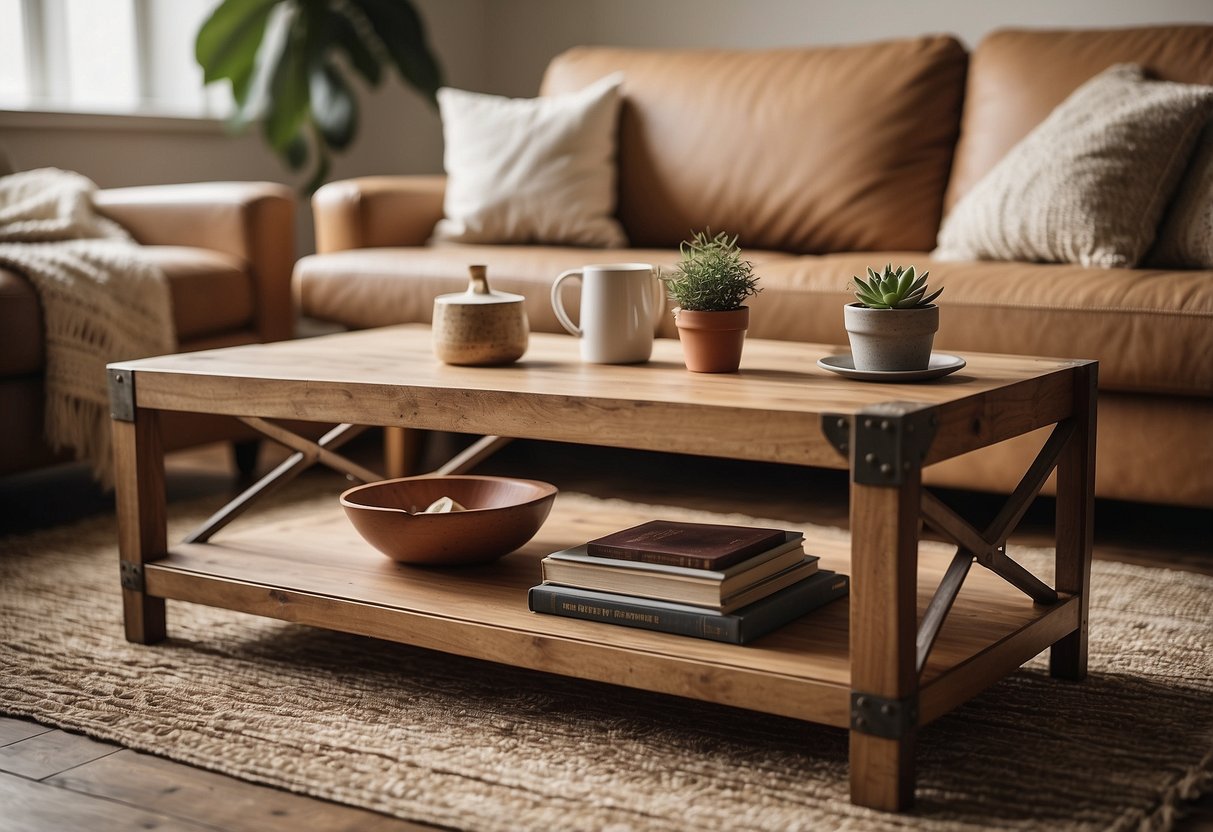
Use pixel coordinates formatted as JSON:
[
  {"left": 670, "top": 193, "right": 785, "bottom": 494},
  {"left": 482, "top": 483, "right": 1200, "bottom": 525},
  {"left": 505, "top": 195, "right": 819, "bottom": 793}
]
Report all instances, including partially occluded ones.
[{"left": 816, "top": 353, "right": 966, "bottom": 382}]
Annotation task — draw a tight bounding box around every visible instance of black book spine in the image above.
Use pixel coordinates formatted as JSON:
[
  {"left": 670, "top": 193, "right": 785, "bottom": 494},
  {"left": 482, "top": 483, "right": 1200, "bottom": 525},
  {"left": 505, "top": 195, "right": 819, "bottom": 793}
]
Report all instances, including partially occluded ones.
[
  {"left": 530, "top": 584, "right": 735, "bottom": 640},
  {"left": 528, "top": 571, "right": 849, "bottom": 645}
]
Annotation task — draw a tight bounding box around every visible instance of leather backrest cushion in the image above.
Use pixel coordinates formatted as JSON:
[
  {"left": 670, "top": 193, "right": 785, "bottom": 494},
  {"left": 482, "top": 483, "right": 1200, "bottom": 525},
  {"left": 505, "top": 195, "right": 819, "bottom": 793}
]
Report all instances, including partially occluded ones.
[
  {"left": 542, "top": 37, "right": 967, "bottom": 254},
  {"left": 947, "top": 25, "right": 1213, "bottom": 212}
]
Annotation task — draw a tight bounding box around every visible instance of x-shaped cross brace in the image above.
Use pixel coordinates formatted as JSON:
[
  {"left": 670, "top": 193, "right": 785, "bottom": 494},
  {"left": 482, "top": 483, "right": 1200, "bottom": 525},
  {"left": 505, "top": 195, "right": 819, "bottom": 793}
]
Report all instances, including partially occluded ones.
[
  {"left": 823, "top": 405, "right": 1075, "bottom": 676},
  {"left": 183, "top": 420, "right": 514, "bottom": 545},
  {"left": 915, "top": 420, "right": 1074, "bottom": 672}
]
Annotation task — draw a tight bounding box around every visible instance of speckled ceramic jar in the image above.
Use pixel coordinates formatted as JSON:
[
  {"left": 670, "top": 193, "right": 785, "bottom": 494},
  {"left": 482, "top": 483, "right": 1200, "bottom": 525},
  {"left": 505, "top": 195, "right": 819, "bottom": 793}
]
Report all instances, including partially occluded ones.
[{"left": 433, "top": 265, "right": 529, "bottom": 366}]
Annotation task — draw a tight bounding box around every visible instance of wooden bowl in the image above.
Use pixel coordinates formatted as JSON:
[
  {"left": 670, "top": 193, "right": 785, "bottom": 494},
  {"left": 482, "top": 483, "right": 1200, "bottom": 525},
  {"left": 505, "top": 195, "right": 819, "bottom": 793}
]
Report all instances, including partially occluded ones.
[{"left": 339, "top": 475, "right": 558, "bottom": 566}]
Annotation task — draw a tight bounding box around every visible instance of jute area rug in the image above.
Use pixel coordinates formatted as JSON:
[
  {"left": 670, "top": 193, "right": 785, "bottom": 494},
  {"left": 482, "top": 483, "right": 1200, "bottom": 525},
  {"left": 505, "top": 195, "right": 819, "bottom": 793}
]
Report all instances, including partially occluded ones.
[{"left": 1, "top": 481, "right": 1210, "bottom": 832}]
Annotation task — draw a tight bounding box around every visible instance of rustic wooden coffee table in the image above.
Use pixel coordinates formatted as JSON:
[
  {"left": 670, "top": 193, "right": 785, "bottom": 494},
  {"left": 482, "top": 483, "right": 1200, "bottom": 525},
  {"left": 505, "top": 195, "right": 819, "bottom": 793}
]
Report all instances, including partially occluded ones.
[{"left": 108, "top": 325, "right": 1095, "bottom": 812}]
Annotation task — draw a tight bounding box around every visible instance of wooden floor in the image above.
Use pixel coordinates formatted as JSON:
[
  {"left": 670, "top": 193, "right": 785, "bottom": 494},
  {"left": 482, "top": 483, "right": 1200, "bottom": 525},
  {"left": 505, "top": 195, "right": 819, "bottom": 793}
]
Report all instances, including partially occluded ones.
[{"left": 1, "top": 432, "right": 1210, "bottom": 831}]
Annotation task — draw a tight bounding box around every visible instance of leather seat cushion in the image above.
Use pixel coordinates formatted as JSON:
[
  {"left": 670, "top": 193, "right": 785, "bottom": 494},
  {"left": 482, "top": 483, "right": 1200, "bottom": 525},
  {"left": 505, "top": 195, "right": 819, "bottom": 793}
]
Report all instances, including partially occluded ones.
[
  {"left": 0, "top": 246, "right": 254, "bottom": 376},
  {"left": 141, "top": 246, "right": 255, "bottom": 341},
  {"left": 294, "top": 245, "right": 795, "bottom": 335},
  {"left": 746, "top": 253, "right": 1213, "bottom": 397}
]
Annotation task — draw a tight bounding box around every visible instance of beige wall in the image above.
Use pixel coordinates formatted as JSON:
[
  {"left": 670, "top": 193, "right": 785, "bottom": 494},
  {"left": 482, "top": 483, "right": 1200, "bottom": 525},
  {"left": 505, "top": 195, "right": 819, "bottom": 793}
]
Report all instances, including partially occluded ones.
[
  {"left": 2, "top": 0, "right": 1211, "bottom": 254},
  {"left": 482, "top": 0, "right": 1213, "bottom": 96}
]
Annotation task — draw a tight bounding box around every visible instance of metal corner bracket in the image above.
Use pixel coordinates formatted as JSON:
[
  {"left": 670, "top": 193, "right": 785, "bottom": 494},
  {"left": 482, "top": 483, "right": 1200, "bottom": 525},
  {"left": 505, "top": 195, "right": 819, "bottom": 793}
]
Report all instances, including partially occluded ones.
[
  {"left": 108, "top": 368, "right": 135, "bottom": 422},
  {"left": 851, "top": 692, "right": 919, "bottom": 739},
  {"left": 120, "top": 561, "right": 144, "bottom": 592},
  {"left": 823, "top": 402, "right": 939, "bottom": 486}
]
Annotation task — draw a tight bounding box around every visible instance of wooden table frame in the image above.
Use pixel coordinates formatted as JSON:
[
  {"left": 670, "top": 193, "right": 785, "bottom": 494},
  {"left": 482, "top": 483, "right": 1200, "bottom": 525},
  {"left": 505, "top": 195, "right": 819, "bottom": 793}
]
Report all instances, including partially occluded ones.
[{"left": 108, "top": 327, "right": 1096, "bottom": 812}]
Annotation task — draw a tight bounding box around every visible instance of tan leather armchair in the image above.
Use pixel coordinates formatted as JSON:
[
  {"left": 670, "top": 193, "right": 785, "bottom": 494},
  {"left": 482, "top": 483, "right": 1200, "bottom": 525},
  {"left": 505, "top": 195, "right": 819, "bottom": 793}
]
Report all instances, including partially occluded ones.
[{"left": 0, "top": 181, "right": 295, "bottom": 478}]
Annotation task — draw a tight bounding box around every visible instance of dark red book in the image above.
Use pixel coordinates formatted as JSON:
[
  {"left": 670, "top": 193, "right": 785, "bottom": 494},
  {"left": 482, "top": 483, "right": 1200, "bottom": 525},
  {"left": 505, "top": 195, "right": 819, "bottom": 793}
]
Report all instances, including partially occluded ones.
[{"left": 585, "top": 520, "right": 789, "bottom": 570}]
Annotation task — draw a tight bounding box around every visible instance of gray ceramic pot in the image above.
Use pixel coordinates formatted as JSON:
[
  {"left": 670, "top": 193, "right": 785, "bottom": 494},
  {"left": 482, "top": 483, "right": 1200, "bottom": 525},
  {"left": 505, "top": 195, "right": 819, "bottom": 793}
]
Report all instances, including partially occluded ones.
[{"left": 843, "top": 303, "right": 939, "bottom": 371}]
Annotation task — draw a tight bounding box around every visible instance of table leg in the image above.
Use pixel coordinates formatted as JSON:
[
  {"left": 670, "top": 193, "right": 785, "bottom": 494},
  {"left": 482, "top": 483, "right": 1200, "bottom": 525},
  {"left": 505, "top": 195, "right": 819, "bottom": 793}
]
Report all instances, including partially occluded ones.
[
  {"left": 384, "top": 427, "right": 423, "bottom": 478},
  {"left": 849, "top": 476, "right": 921, "bottom": 810},
  {"left": 113, "top": 406, "right": 167, "bottom": 644},
  {"left": 1050, "top": 362, "right": 1097, "bottom": 680}
]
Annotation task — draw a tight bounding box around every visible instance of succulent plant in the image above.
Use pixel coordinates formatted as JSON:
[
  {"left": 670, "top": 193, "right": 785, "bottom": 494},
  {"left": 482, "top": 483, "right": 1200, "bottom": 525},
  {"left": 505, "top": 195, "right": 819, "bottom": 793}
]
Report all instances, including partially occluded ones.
[
  {"left": 661, "top": 230, "right": 761, "bottom": 312},
  {"left": 851, "top": 264, "right": 943, "bottom": 309}
]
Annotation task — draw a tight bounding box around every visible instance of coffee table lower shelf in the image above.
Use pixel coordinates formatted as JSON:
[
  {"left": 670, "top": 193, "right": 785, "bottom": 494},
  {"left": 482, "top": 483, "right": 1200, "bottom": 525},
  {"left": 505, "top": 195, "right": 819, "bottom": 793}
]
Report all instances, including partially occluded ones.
[{"left": 138, "top": 503, "right": 1077, "bottom": 731}]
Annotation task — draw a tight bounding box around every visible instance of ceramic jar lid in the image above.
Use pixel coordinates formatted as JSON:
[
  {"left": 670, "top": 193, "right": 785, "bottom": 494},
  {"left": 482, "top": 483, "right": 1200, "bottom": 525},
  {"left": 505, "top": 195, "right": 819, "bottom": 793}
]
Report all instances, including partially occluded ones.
[{"left": 435, "top": 265, "right": 524, "bottom": 306}]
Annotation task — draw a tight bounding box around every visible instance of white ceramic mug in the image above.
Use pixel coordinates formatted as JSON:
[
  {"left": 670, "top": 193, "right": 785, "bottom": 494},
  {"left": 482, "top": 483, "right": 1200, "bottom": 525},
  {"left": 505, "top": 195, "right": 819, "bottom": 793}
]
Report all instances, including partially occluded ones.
[{"left": 550, "top": 263, "right": 664, "bottom": 363}]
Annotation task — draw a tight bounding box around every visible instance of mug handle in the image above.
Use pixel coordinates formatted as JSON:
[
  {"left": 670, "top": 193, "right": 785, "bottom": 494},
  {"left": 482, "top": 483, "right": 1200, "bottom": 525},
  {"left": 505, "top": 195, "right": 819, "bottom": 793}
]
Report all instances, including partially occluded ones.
[
  {"left": 551, "top": 269, "right": 583, "bottom": 337},
  {"left": 650, "top": 266, "right": 668, "bottom": 334}
]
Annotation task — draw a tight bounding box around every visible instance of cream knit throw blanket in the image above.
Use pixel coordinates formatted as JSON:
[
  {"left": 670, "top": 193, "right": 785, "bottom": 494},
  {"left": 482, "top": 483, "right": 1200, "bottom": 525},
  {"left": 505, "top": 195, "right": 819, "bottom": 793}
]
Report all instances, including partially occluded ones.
[{"left": 0, "top": 168, "right": 174, "bottom": 485}]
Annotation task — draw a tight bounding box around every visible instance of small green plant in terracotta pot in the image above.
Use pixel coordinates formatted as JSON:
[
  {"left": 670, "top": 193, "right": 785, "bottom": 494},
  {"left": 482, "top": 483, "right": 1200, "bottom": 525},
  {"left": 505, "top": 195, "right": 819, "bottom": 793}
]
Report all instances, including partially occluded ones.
[
  {"left": 845, "top": 264, "right": 944, "bottom": 371},
  {"left": 661, "top": 230, "right": 761, "bottom": 373}
]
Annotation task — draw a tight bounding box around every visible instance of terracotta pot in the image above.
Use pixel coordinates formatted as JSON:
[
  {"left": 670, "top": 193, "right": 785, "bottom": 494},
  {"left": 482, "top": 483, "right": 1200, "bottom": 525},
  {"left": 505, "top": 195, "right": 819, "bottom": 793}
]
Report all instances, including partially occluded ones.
[
  {"left": 674, "top": 307, "right": 750, "bottom": 373},
  {"left": 843, "top": 303, "right": 938, "bottom": 371}
]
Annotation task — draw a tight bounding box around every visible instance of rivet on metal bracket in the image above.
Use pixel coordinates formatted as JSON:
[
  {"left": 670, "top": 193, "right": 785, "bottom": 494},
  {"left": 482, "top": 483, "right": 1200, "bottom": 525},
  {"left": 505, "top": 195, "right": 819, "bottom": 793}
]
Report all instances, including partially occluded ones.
[
  {"left": 851, "top": 692, "right": 919, "bottom": 739},
  {"left": 119, "top": 561, "right": 144, "bottom": 592},
  {"left": 848, "top": 402, "right": 939, "bottom": 486},
  {"left": 108, "top": 369, "right": 135, "bottom": 422},
  {"left": 821, "top": 413, "right": 853, "bottom": 459}
]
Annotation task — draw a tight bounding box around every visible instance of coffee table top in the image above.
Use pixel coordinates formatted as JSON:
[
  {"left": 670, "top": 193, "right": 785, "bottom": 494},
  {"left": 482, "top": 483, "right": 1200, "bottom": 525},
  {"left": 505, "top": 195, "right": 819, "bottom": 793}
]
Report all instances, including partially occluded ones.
[{"left": 112, "top": 325, "right": 1090, "bottom": 469}]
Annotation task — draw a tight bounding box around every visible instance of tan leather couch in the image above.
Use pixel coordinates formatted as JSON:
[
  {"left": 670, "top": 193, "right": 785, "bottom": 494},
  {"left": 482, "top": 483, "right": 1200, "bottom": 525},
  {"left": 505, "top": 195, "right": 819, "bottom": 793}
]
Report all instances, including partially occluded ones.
[
  {"left": 0, "top": 181, "right": 295, "bottom": 477},
  {"left": 295, "top": 25, "right": 1213, "bottom": 509}
]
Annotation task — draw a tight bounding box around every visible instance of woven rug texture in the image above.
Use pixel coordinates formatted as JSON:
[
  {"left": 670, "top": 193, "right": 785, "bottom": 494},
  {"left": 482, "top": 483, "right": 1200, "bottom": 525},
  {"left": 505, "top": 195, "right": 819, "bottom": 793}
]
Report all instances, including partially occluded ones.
[{"left": 1, "top": 485, "right": 1211, "bottom": 832}]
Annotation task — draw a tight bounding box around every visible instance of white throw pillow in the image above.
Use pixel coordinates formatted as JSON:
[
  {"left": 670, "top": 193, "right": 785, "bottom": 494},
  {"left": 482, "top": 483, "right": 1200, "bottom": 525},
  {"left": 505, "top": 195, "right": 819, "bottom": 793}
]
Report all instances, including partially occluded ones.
[
  {"left": 934, "top": 64, "right": 1213, "bottom": 268},
  {"left": 432, "top": 73, "right": 627, "bottom": 248}
]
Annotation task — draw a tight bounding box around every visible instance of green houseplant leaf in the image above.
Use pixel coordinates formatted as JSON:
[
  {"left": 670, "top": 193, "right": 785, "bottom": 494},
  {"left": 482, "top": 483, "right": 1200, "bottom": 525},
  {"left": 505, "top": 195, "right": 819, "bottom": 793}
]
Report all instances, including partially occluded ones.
[
  {"left": 660, "top": 230, "right": 761, "bottom": 312},
  {"left": 262, "top": 14, "right": 310, "bottom": 154},
  {"left": 195, "top": 0, "right": 444, "bottom": 193},
  {"left": 850, "top": 264, "right": 944, "bottom": 309},
  {"left": 195, "top": 0, "right": 278, "bottom": 91},
  {"left": 327, "top": 8, "right": 382, "bottom": 87},
  {"left": 309, "top": 60, "right": 357, "bottom": 151},
  {"left": 354, "top": 0, "right": 443, "bottom": 103}
]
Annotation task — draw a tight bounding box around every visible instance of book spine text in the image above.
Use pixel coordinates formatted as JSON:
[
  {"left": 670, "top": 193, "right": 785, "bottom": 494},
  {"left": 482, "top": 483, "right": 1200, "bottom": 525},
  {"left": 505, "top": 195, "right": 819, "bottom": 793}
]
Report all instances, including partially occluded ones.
[{"left": 528, "top": 586, "right": 739, "bottom": 642}]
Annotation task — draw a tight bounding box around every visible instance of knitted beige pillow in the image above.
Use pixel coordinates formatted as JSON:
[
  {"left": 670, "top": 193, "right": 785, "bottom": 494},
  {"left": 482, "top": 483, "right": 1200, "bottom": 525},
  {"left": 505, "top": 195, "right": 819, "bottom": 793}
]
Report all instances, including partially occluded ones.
[
  {"left": 1149, "top": 124, "right": 1213, "bottom": 267},
  {"left": 935, "top": 65, "right": 1213, "bottom": 268}
]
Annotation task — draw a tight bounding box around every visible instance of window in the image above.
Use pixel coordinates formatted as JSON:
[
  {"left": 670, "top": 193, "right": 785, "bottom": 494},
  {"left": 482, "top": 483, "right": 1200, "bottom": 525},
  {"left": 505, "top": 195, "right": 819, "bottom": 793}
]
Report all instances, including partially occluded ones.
[
  {"left": 0, "top": 0, "right": 228, "bottom": 117},
  {"left": 0, "top": 0, "right": 28, "bottom": 102}
]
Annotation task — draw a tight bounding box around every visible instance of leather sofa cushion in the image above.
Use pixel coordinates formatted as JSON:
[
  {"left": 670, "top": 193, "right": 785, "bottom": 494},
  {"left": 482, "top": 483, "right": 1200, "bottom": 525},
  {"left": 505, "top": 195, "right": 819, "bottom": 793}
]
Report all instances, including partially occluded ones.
[
  {"left": 0, "top": 267, "right": 43, "bottom": 375},
  {"left": 746, "top": 253, "right": 1213, "bottom": 398},
  {"left": 541, "top": 37, "right": 967, "bottom": 254},
  {"left": 946, "top": 25, "right": 1213, "bottom": 212},
  {"left": 140, "top": 246, "right": 254, "bottom": 341},
  {"left": 0, "top": 246, "right": 254, "bottom": 376},
  {"left": 294, "top": 245, "right": 795, "bottom": 336}
]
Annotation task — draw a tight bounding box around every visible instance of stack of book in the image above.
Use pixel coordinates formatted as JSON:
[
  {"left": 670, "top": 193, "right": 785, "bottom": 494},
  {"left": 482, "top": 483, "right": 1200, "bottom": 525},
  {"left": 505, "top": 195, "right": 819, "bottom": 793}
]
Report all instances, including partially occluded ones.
[{"left": 528, "top": 519, "right": 849, "bottom": 644}]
